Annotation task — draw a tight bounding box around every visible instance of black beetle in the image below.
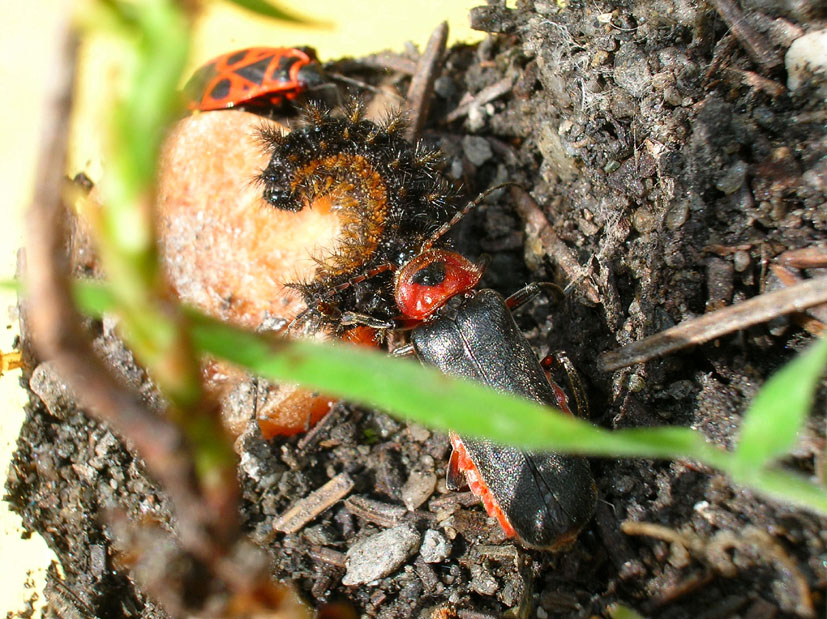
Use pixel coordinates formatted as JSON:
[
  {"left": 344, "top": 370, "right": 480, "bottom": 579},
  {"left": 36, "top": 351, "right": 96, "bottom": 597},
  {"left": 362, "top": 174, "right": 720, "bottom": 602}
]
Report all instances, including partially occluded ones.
[{"left": 381, "top": 247, "right": 597, "bottom": 550}]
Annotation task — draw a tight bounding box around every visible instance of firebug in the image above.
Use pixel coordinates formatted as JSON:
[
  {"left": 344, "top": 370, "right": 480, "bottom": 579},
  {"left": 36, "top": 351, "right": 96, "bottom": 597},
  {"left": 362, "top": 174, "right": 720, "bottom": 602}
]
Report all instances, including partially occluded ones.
[{"left": 184, "top": 46, "right": 325, "bottom": 111}]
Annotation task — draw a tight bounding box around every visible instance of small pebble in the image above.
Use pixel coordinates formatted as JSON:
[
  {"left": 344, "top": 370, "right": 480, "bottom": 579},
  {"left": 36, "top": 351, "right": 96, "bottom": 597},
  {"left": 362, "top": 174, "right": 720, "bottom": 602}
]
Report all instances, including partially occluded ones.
[
  {"left": 406, "top": 423, "right": 431, "bottom": 443},
  {"left": 632, "top": 206, "right": 657, "bottom": 234},
  {"left": 402, "top": 470, "right": 437, "bottom": 511},
  {"left": 665, "top": 198, "right": 689, "bottom": 230},
  {"left": 342, "top": 524, "right": 421, "bottom": 586},
  {"left": 733, "top": 250, "right": 750, "bottom": 273},
  {"left": 420, "top": 529, "right": 452, "bottom": 563},
  {"left": 467, "top": 105, "right": 486, "bottom": 132},
  {"left": 433, "top": 75, "right": 456, "bottom": 99},
  {"left": 89, "top": 544, "right": 107, "bottom": 577},
  {"left": 785, "top": 29, "right": 827, "bottom": 91},
  {"left": 462, "top": 135, "right": 493, "bottom": 166},
  {"left": 628, "top": 373, "right": 646, "bottom": 393},
  {"left": 613, "top": 42, "right": 653, "bottom": 98},
  {"left": 613, "top": 475, "right": 635, "bottom": 494},
  {"left": 715, "top": 160, "right": 747, "bottom": 195},
  {"left": 29, "top": 362, "right": 75, "bottom": 420},
  {"left": 469, "top": 566, "right": 499, "bottom": 596}
]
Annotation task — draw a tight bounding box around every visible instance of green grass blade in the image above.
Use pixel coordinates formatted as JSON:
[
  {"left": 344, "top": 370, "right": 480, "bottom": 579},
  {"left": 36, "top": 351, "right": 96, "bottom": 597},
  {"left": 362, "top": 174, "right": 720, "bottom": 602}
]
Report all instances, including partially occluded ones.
[
  {"left": 64, "top": 279, "right": 788, "bottom": 458},
  {"left": 70, "top": 279, "right": 827, "bottom": 516},
  {"left": 0, "top": 279, "right": 21, "bottom": 293},
  {"left": 750, "top": 465, "right": 827, "bottom": 514},
  {"left": 735, "top": 337, "right": 827, "bottom": 473},
  {"left": 224, "top": 0, "right": 325, "bottom": 25}
]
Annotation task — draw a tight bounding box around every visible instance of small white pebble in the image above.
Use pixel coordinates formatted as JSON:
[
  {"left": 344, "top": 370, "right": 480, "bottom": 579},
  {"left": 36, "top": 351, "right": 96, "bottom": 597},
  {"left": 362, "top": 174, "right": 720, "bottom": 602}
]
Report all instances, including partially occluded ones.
[{"left": 785, "top": 29, "right": 827, "bottom": 91}]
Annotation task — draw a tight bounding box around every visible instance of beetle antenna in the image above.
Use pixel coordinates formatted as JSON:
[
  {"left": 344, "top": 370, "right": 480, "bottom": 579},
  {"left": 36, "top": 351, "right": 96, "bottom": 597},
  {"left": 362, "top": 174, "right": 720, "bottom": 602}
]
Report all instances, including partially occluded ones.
[
  {"left": 329, "top": 262, "right": 396, "bottom": 295},
  {"left": 419, "top": 182, "right": 520, "bottom": 253},
  {"left": 324, "top": 72, "right": 406, "bottom": 101}
]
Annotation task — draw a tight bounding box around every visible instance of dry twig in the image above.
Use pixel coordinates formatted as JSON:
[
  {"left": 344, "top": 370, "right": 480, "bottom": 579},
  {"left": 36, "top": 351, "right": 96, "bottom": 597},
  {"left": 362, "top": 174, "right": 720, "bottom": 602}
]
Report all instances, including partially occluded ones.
[
  {"left": 23, "top": 11, "right": 306, "bottom": 616},
  {"left": 599, "top": 276, "right": 827, "bottom": 371},
  {"left": 274, "top": 472, "right": 355, "bottom": 534},
  {"left": 443, "top": 76, "right": 514, "bottom": 124},
  {"left": 709, "top": 0, "right": 781, "bottom": 69},
  {"left": 509, "top": 186, "right": 601, "bottom": 305},
  {"left": 405, "top": 21, "right": 448, "bottom": 142}
]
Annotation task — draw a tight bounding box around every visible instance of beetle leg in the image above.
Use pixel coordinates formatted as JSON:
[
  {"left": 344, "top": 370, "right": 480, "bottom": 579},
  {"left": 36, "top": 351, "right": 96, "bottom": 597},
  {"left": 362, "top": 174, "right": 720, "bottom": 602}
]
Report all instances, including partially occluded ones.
[
  {"left": 390, "top": 343, "right": 415, "bottom": 357},
  {"left": 504, "top": 281, "right": 564, "bottom": 312},
  {"left": 540, "top": 351, "right": 591, "bottom": 420},
  {"left": 339, "top": 311, "right": 396, "bottom": 330}
]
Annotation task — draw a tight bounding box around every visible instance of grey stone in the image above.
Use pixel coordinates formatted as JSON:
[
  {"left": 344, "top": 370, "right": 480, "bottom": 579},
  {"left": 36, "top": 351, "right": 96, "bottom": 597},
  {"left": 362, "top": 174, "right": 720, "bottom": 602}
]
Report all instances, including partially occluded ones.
[
  {"left": 419, "top": 529, "right": 452, "bottom": 563},
  {"left": 342, "top": 524, "right": 421, "bottom": 585}
]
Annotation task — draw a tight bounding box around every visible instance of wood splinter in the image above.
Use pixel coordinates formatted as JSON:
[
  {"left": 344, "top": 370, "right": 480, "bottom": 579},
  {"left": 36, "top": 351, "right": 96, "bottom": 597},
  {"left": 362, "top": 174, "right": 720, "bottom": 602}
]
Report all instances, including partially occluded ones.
[
  {"left": 599, "top": 276, "right": 827, "bottom": 372},
  {"left": 274, "top": 472, "right": 355, "bottom": 534}
]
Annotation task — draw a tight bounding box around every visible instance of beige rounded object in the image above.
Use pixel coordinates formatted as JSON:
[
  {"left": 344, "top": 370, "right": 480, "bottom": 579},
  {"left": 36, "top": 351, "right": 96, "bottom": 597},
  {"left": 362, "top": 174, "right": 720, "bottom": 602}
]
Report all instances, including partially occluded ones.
[
  {"left": 157, "top": 110, "right": 343, "bottom": 330},
  {"left": 785, "top": 29, "right": 827, "bottom": 92},
  {"left": 156, "top": 110, "right": 345, "bottom": 437}
]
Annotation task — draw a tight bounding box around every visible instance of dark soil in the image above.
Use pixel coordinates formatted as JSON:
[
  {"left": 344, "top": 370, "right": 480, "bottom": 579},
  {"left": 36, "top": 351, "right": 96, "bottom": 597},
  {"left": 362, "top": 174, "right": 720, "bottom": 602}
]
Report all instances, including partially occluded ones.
[{"left": 6, "top": 1, "right": 827, "bottom": 617}]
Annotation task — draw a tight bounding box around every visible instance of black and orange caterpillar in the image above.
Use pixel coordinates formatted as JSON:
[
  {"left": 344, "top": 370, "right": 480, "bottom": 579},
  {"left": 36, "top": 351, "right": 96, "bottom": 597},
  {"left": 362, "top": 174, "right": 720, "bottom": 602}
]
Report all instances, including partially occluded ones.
[{"left": 258, "top": 101, "right": 464, "bottom": 332}]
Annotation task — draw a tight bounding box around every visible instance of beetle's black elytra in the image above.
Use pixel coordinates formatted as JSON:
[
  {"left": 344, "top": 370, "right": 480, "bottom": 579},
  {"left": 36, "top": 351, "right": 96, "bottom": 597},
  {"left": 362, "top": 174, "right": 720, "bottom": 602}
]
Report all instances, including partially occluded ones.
[{"left": 412, "top": 289, "right": 597, "bottom": 549}]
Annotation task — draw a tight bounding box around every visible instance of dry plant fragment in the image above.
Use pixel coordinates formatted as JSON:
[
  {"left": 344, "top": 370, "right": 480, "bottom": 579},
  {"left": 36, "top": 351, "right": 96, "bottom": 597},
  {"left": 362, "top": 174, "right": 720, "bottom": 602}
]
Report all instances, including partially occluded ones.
[
  {"left": 23, "top": 9, "right": 308, "bottom": 617},
  {"left": 444, "top": 76, "right": 514, "bottom": 124},
  {"left": 599, "top": 276, "right": 827, "bottom": 371},
  {"left": 509, "top": 185, "right": 601, "bottom": 305},
  {"left": 0, "top": 349, "right": 23, "bottom": 375},
  {"left": 274, "top": 472, "right": 355, "bottom": 534},
  {"left": 344, "top": 495, "right": 410, "bottom": 528},
  {"left": 709, "top": 0, "right": 781, "bottom": 70},
  {"left": 405, "top": 21, "right": 448, "bottom": 142}
]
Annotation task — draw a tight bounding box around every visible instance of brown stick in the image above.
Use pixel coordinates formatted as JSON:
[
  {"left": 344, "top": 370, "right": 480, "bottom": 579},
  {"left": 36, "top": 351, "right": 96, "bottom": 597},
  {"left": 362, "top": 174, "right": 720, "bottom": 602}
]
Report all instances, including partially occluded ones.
[
  {"left": 405, "top": 21, "right": 448, "bottom": 142},
  {"left": 23, "top": 11, "right": 307, "bottom": 616},
  {"left": 709, "top": 0, "right": 781, "bottom": 69},
  {"left": 444, "top": 76, "right": 514, "bottom": 123},
  {"left": 770, "top": 264, "right": 827, "bottom": 332},
  {"left": 598, "top": 277, "right": 827, "bottom": 371},
  {"left": 24, "top": 16, "right": 226, "bottom": 564},
  {"left": 723, "top": 68, "right": 785, "bottom": 97},
  {"left": 509, "top": 186, "right": 601, "bottom": 305},
  {"left": 776, "top": 245, "right": 827, "bottom": 269},
  {"left": 274, "top": 472, "right": 355, "bottom": 534}
]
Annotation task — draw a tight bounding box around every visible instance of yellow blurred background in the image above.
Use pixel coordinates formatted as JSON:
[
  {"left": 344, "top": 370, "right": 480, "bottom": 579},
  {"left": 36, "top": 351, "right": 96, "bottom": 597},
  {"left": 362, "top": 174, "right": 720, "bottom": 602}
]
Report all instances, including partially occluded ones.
[{"left": 0, "top": 0, "right": 482, "bottom": 613}]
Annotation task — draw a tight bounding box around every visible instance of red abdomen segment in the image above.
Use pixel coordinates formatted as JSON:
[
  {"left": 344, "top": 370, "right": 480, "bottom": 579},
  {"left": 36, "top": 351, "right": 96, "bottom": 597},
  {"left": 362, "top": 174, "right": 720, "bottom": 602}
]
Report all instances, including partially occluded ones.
[
  {"left": 446, "top": 376, "right": 576, "bottom": 541},
  {"left": 448, "top": 432, "right": 517, "bottom": 538}
]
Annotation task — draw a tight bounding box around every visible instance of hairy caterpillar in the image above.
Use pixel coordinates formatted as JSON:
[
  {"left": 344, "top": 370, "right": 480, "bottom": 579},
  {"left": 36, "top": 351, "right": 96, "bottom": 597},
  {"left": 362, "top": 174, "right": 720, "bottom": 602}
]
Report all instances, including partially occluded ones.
[{"left": 258, "top": 101, "right": 463, "bottom": 332}]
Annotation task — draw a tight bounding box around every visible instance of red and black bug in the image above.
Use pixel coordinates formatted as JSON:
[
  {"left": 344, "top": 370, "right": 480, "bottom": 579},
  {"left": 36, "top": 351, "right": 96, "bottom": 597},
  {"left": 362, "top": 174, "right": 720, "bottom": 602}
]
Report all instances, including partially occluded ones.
[
  {"left": 184, "top": 46, "right": 325, "bottom": 111},
  {"left": 320, "top": 201, "right": 598, "bottom": 549},
  {"left": 394, "top": 254, "right": 597, "bottom": 550}
]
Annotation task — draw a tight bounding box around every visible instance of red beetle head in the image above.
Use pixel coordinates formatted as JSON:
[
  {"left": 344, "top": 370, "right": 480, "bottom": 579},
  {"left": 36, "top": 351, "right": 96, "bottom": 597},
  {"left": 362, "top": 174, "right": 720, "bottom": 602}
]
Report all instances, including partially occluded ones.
[{"left": 394, "top": 249, "right": 484, "bottom": 321}]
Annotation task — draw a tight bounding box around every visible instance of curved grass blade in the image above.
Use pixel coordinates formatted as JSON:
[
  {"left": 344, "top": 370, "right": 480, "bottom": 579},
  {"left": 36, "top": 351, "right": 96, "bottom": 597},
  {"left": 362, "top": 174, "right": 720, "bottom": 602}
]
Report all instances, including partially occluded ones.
[
  {"left": 734, "top": 337, "right": 827, "bottom": 475},
  {"left": 224, "top": 0, "right": 328, "bottom": 26},
  {"left": 70, "top": 279, "right": 827, "bottom": 516}
]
